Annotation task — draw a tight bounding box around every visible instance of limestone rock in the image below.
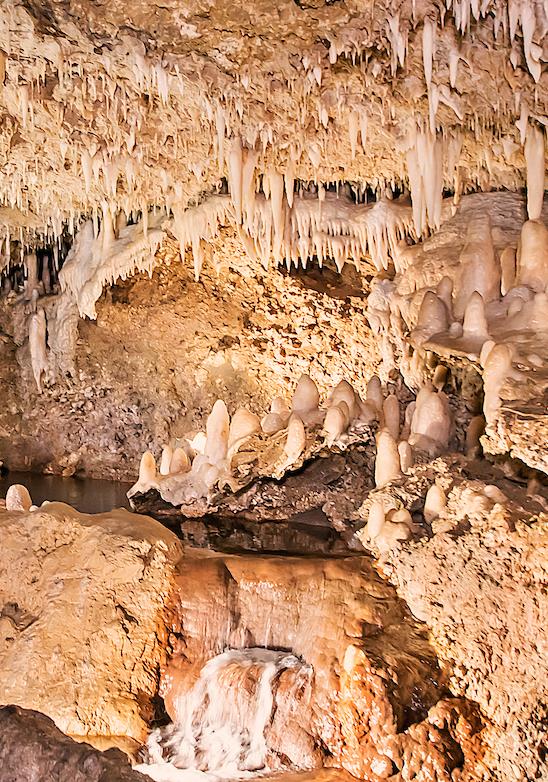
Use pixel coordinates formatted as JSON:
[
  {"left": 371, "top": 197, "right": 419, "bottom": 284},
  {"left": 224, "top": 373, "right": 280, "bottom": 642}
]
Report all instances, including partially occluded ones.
[
  {"left": 356, "top": 455, "right": 548, "bottom": 782},
  {"left": 0, "top": 503, "right": 183, "bottom": 743},
  {"left": 161, "top": 551, "right": 483, "bottom": 779}
]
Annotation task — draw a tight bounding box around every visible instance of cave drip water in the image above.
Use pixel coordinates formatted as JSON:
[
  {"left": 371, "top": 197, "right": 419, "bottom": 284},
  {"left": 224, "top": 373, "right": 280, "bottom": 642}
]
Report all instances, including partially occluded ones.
[{"left": 136, "top": 649, "right": 311, "bottom": 781}]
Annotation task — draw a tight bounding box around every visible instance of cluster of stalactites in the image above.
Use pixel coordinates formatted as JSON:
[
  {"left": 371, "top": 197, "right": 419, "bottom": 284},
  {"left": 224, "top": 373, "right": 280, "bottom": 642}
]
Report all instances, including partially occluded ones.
[
  {"left": 327, "top": 0, "right": 545, "bottom": 84},
  {"left": 0, "top": 0, "right": 545, "bottom": 255},
  {"left": 151, "top": 113, "right": 545, "bottom": 281},
  {"left": 58, "top": 208, "right": 165, "bottom": 319},
  {"left": 173, "top": 169, "right": 419, "bottom": 278}
]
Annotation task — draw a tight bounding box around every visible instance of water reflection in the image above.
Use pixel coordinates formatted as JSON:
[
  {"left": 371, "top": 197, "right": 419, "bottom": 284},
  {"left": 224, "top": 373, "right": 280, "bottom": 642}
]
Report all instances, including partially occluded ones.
[{"left": 0, "top": 471, "right": 131, "bottom": 513}]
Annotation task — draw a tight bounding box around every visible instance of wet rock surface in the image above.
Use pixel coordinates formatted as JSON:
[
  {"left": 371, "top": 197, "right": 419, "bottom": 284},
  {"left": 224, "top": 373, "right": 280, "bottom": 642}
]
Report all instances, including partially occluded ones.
[
  {"left": 0, "top": 450, "right": 545, "bottom": 781},
  {"left": 0, "top": 706, "right": 148, "bottom": 782},
  {"left": 131, "top": 443, "right": 376, "bottom": 554},
  {"left": 159, "top": 550, "right": 484, "bottom": 780}
]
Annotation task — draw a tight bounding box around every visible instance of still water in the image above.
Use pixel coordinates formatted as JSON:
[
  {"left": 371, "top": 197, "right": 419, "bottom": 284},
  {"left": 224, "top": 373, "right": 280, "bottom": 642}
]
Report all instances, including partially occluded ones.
[{"left": 0, "top": 471, "right": 131, "bottom": 513}]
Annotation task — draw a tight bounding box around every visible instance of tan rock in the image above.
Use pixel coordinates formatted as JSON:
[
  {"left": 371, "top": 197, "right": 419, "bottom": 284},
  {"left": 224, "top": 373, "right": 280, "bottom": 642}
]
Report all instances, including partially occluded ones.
[{"left": 0, "top": 503, "right": 183, "bottom": 743}]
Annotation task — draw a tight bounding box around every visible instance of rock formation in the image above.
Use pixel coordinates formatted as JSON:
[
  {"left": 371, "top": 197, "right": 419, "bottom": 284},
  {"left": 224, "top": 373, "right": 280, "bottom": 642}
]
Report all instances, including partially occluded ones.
[
  {"left": 0, "top": 502, "right": 183, "bottom": 744},
  {"left": 0, "top": 706, "right": 149, "bottom": 782},
  {"left": 0, "top": 0, "right": 545, "bottom": 780},
  {"left": 153, "top": 551, "right": 483, "bottom": 780}
]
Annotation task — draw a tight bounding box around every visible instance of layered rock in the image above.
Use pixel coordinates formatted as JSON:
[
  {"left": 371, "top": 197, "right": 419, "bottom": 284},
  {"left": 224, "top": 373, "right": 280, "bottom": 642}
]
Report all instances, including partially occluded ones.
[{"left": 0, "top": 502, "right": 183, "bottom": 744}]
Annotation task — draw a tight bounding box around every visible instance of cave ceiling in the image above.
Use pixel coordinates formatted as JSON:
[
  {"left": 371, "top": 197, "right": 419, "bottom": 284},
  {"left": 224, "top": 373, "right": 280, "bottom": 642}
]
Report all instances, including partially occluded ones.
[{"left": 0, "top": 0, "right": 545, "bottom": 248}]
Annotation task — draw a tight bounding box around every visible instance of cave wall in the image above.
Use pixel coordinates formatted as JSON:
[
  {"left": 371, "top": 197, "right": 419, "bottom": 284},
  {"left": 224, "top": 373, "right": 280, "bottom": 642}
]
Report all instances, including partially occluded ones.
[{"left": 0, "top": 231, "right": 380, "bottom": 479}]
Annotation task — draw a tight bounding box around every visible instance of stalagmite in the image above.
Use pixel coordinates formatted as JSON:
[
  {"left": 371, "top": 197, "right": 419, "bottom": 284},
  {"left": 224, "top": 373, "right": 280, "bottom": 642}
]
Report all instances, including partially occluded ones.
[
  {"left": 382, "top": 395, "right": 400, "bottom": 441},
  {"left": 284, "top": 414, "right": 306, "bottom": 466},
  {"left": 410, "top": 387, "right": 452, "bottom": 455},
  {"left": 29, "top": 309, "right": 48, "bottom": 393},
  {"left": 524, "top": 124, "right": 545, "bottom": 221},
  {"left": 390, "top": 508, "right": 414, "bottom": 529},
  {"left": 205, "top": 400, "right": 230, "bottom": 465},
  {"left": 462, "top": 292, "right": 489, "bottom": 342},
  {"left": 358, "top": 400, "right": 377, "bottom": 424},
  {"left": 366, "top": 500, "right": 385, "bottom": 540},
  {"left": 170, "top": 448, "right": 191, "bottom": 475},
  {"left": 373, "top": 507, "right": 412, "bottom": 553},
  {"left": 454, "top": 216, "right": 500, "bottom": 318},
  {"left": 482, "top": 343, "right": 514, "bottom": 426},
  {"left": 190, "top": 455, "right": 220, "bottom": 490},
  {"left": 261, "top": 395, "right": 290, "bottom": 435},
  {"left": 329, "top": 380, "right": 357, "bottom": 419},
  {"left": 42, "top": 260, "right": 51, "bottom": 294},
  {"left": 374, "top": 428, "right": 401, "bottom": 488},
  {"left": 413, "top": 291, "right": 449, "bottom": 344},
  {"left": 500, "top": 247, "right": 516, "bottom": 296},
  {"left": 466, "top": 415, "right": 485, "bottom": 458},
  {"left": 323, "top": 404, "right": 348, "bottom": 447},
  {"left": 424, "top": 484, "right": 447, "bottom": 523},
  {"left": 160, "top": 445, "right": 173, "bottom": 476},
  {"left": 292, "top": 374, "right": 320, "bottom": 416},
  {"left": 127, "top": 451, "right": 158, "bottom": 498},
  {"left": 366, "top": 375, "right": 384, "bottom": 413},
  {"left": 5, "top": 484, "right": 32, "bottom": 512},
  {"left": 189, "top": 432, "right": 207, "bottom": 456},
  {"left": 516, "top": 221, "right": 548, "bottom": 292},
  {"left": 228, "top": 408, "right": 260, "bottom": 455},
  {"left": 398, "top": 440, "right": 413, "bottom": 473},
  {"left": 436, "top": 277, "right": 453, "bottom": 318}
]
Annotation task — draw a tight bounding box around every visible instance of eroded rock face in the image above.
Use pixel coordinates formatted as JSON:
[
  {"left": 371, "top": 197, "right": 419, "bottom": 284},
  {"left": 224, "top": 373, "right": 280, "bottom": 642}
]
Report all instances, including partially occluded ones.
[
  {"left": 157, "top": 552, "right": 484, "bottom": 780},
  {"left": 0, "top": 706, "right": 149, "bottom": 782},
  {"left": 0, "top": 503, "right": 183, "bottom": 743},
  {"left": 355, "top": 455, "right": 548, "bottom": 781},
  {"left": 0, "top": 248, "right": 377, "bottom": 481}
]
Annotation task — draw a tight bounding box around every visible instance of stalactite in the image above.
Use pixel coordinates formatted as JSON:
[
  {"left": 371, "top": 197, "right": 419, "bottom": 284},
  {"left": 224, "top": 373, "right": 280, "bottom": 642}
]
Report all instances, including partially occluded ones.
[{"left": 524, "top": 124, "right": 545, "bottom": 221}]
